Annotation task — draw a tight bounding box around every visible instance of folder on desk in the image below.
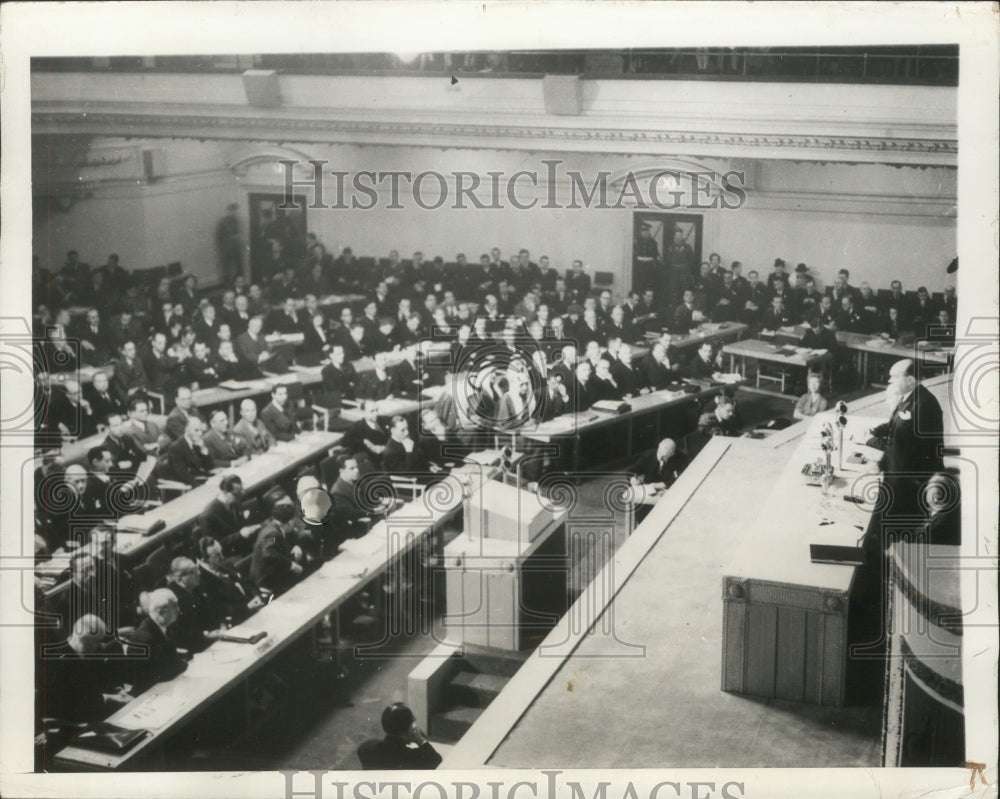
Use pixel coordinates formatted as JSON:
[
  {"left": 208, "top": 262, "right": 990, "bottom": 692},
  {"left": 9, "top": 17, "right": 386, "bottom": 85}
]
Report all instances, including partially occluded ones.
[
  {"left": 71, "top": 722, "right": 149, "bottom": 754},
  {"left": 809, "top": 544, "right": 866, "bottom": 567},
  {"left": 217, "top": 629, "right": 268, "bottom": 645}
]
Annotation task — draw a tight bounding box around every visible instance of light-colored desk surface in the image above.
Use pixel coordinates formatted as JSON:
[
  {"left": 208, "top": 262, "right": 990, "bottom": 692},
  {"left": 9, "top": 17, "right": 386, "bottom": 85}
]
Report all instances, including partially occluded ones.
[
  {"left": 723, "top": 338, "right": 832, "bottom": 368},
  {"left": 643, "top": 322, "right": 749, "bottom": 350},
  {"left": 725, "top": 413, "right": 883, "bottom": 592},
  {"left": 55, "top": 460, "right": 496, "bottom": 769},
  {"left": 523, "top": 382, "right": 730, "bottom": 441}
]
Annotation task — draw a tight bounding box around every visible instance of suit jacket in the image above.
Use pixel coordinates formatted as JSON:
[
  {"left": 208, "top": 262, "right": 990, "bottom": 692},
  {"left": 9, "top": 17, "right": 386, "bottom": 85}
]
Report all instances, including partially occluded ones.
[
  {"left": 591, "top": 375, "right": 623, "bottom": 402},
  {"left": 672, "top": 303, "right": 695, "bottom": 333},
  {"left": 634, "top": 451, "right": 689, "bottom": 488},
  {"left": 235, "top": 331, "right": 268, "bottom": 367},
  {"left": 182, "top": 355, "right": 221, "bottom": 388},
  {"left": 567, "top": 377, "right": 598, "bottom": 414},
  {"left": 198, "top": 561, "right": 255, "bottom": 624},
  {"left": 199, "top": 497, "right": 253, "bottom": 557},
  {"left": 342, "top": 419, "right": 389, "bottom": 457},
  {"left": 357, "top": 737, "right": 443, "bottom": 771},
  {"left": 123, "top": 616, "right": 187, "bottom": 695},
  {"left": 871, "top": 385, "right": 945, "bottom": 478},
  {"left": 686, "top": 355, "right": 717, "bottom": 380},
  {"left": 165, "top": 406, "right": 204, "bottom": 441},
  {"left": 203, "top": 428, "right": 247, "bottom": 467},
  {"left": 161, "top": 580, "right": 219, "bottom": 653},
  {"left": 165, "top": 436, "right": 214, "bottom": 484},
  {"left": 124, "top": 417, "right": 162, "bottom": 449},
  {"left": 320, "top": 363, "right": 357, "bottom": 401},
  {"left": 611, "top": 360, "right": 644, "bottom": 396},
  {"left": 103, "top": 432, "right": 146, "bottom": 472},
  {"left": 112, "top": 356, "right": 149, "bottom": 397},
  {"left": 698, "top": 410, "right": 740, "bottom": 437},
  {"left": 391, "top": 359, "right": 426, "bottom": 397},
  {"left": 645, "top": 356, "right": 679, "bottom": 391},
  {"left": 537, "top": 387, "right": 568, "bottom": 421},
  {"left": 39, "top": 639, "right": 122, "bottom": 723},
  {"left": 357, "top": 370, "right": 393, "bottom": 401},
  {"left": 302, "top": 324, "right": 332, "bottom": 359},
  {"left": 85, "top": 385, "right": 125, "bottom": 425},
  {"left": 107, "top": 315, "right": 146, "bottom": 353},
  {"left": 383, "top": 437, "right": 431, "bottom": 474},
  {"left": 250, "top": 521, "right": 300, "bottom": 595},
  {"left": 231, "top": 417, "right": 276, "bottom": 455},
  {"left": 260, "top": 401, "right": 299, "bottom": 442},
  {"left": 140, "top": 346, "right": 179, "bottom": 394}
]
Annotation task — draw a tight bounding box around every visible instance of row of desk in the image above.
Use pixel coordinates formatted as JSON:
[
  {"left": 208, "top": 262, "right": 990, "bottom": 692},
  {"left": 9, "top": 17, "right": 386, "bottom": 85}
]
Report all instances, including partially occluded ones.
[{"left": 54, "top": 458, "right": 501, "bottom": 770}]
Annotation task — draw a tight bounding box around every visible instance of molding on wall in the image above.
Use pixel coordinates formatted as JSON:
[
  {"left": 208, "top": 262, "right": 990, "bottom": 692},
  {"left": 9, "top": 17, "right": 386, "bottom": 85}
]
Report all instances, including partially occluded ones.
[{"left": 33, "top": 110, "right": 958, "bottom": 167}]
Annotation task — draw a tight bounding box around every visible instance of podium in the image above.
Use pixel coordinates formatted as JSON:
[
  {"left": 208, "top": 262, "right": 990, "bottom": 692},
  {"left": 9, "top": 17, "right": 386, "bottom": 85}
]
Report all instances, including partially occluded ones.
[{"left": 444, "top": 482, "right": 568, "bottom": 651}]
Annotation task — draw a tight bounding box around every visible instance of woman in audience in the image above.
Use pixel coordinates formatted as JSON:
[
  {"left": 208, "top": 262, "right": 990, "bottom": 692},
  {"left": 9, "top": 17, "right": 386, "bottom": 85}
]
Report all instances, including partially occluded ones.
[{"left": 793, "top": 372, "right": 829, "bottom": 419}]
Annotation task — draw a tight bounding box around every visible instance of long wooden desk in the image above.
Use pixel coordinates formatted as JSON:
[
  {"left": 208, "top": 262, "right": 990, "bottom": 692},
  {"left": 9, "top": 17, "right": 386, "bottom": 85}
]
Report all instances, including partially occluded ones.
[
  {"left": 53, "top": 459, "right": 498, "bottom": 770},
  {"left": 37, "top": 414, "right": 169, "bottom": 468},
  {"left": 720, "top": 412, "right": 886, "bottom": 707},
  {"left": 521, "top": 381, "right": 732, "bottom": 471},
  {"left": 722, "top": 338, "right": 832, "bottom": 394},
  {"left": 642, "top": 321, "right": 749, "bottom": 354}
]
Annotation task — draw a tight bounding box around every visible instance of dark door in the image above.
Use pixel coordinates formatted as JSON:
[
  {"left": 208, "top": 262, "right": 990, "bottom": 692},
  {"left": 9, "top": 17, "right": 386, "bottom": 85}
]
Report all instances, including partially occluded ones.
[
  {"left": 248, "top": 192, "right": 308, "bottom": 283},
  {"left": 632, "top": 212, "right": 703, "bottom": 309}
]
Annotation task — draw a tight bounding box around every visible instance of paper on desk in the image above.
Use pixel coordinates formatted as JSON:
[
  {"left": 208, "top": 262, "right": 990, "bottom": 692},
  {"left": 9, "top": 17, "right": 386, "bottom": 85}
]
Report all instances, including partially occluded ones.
[
  {"left": 814, "top": 521, "right": 865, "bottom": 547},
  {"left": 116, "top": 688, "right": 194, "bottom": 730},
  {"left": 322, "top": 557, "right": 370, "bottom": 580},
  {"left": 340, "top": 533, "right": 386, "bottom": 557}
]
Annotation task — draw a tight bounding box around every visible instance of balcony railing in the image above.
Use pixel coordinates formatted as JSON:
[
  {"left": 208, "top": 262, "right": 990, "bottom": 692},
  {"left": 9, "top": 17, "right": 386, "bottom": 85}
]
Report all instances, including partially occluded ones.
[{"left": 32, "top": 47, "right": 958, "bottom": 87}]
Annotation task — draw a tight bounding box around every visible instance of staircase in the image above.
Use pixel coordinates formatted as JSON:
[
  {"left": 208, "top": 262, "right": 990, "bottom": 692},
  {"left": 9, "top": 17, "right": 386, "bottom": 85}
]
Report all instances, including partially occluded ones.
[{"left": 426, "top": 645, "right": 527, "bottom": 743}]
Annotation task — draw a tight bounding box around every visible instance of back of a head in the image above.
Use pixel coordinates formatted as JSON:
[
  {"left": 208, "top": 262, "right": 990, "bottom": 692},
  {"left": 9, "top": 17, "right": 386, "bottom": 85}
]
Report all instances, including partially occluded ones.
[{"left": 381, "top": 702, "right": 415, "bottom": 736}]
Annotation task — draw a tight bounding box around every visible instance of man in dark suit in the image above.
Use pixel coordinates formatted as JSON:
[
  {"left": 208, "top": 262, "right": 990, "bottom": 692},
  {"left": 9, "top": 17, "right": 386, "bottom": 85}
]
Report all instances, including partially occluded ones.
[
  {"left": 565, "top": 260, "right": 591, "bottom": 303},
  {"left": 107, "top": 307, "right": 145, "bottom": 354},
  {"left": 357, "top": 702, "right": 442, "bottom": 771},
  {"left": 230, "top": 398, "right": 276, "bottom": 455},
  {"left": 671, "top": 290, "right": 703, "bottom": 333},
  {"left": 328, "top": 454, "right": 380, "bottom": 546},
  {"left": 160, "top": 557, "right": 224, "bottom": 653},
  {"left": 383, "top": 415, "right": 438, "bottom": 475},
  {"left": 760, "top": 295, "right": 793, "bottom": 330},
  {"left": 357, "top": 352, "right": 395, "bottom": 401},
  {"left": 591, "top": 356, "right": 623, "bottom": 402},
  {"left": 39, "top": 614, "right": 132, "bottom": 723},
  {"left": 192, "top": 304, "right": 221, "bottom": 350},
  {"left": 260, "top": 384, "right": 300, "bottom": 442},
  {"left": 164, "top": 384, "right": 204, "bottom": 441},
  {"left": 196, "top": 536, "right": 261, "bottom": 624},
  {"left": 140, "top": 331, "right": 180, "bottom": 397},
  {"left": 236, "top": 315, "right": 287, "bottom": 374},
  {"left": 72, "top": 307, "right": 114, "bottom": 366},
  {"left": 342, "top": 399, "right": 389, "bottom": 470},
  {"left": 102, "top": 413, "right": 147, "bottom": 475},
  {"left": 686, "top": 341, "right": 720, "bottom": 380},
  {"left": 320, "top": 344, "right": 357, "bottom": 402},
  {"left": 48, "top": 379, "right": 98, "bottom": 438},
  {"left": 121, "top": 588, "right": 188, "bottom": 695},
  {"left": 181, "top": 341, "right": 221, "bottom": 389},
  {"left": 84, "top": 371, "right": 125, "bottom": 425},
  {"left": 867, "top": 359, "right": 945, "bottom": 520},
  {"left": 165, "top": 417, "right": 215, "bottom": 485},
  {"left": 612, "top": 343, "right": 646, "bottom": 397},
  {"left": 203, "top": 409, "right": 249, "bottom": 468},
  {"left": 112, "top": 340, "right": 150, "bottom": 400},
  {"left": 632, "top": 437, "right": 689, "bottom": 493},
  {"left": 537, "top": 374, "right": 569, "bottom": 422},
  {"left": 644, "top": 342, "right": 679, "bottom": 390},
  {"left": 697, "top": 396, "right": 740, "bottom": 437},
  {"left": 199, "top": 474, "right": 260, "bottom": 558},
  {"left": 267, "top": 297, "right": 304, "bottom": 335},
  {"left": 567, "top": 361, "right": 597, "bottom": 414},
  {"left": 250, "top": 500, "right": 305, "bottom": 596}
]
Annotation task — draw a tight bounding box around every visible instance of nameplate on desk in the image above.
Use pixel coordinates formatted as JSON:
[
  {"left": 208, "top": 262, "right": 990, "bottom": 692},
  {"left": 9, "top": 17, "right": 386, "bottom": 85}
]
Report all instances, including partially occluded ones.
[
  {"left": 809, "top": 544, "right": 866, "bottom": 567},
  {"left": 253, "top": 635, "right": 275, "bottom": 657}
]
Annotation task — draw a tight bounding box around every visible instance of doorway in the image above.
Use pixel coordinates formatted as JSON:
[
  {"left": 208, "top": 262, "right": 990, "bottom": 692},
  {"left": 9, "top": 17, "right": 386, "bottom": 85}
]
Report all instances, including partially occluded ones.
[
  {"left": 631, "top": 212, "right": 703, "bottom": 309},
  {"left": 248, "top": 192, "right": 308, "bottom": 283}
]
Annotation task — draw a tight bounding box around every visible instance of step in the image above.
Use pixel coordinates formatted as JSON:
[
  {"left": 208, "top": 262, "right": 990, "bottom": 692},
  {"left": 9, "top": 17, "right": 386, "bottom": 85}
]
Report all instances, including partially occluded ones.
[
  {"left": 458, "top": 645, "right": 529, "bottom": 678},
  {"left": 449, "top": 670, "right": 508, "bottom": 707},
  {"left": 429, "top": 705, "right": 483, "bottom": 742}
]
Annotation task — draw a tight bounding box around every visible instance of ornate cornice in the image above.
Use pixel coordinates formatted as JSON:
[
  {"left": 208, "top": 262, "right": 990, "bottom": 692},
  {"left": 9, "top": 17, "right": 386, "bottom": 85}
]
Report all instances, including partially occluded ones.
[{"left": 33, "top": 111, "right": 957, "bottom": 166}]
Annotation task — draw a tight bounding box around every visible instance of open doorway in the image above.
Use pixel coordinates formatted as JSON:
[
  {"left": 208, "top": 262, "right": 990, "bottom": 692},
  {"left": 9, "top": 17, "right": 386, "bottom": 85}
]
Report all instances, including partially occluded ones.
[
  {"left": 631, "top": 212, "right": 703, "bottom": 309},
  {"left": 248, "top": 192, "right": 308, "bottom": 283}
]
